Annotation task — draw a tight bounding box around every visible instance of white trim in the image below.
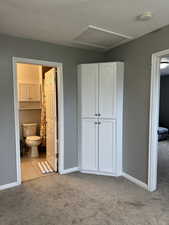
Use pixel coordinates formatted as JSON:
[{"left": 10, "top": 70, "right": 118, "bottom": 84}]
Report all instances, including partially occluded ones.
[
  {"left": 12, "top": 57, "right": 64, "bottom": 186},
  {"left": 0, "top": 182, "right": 20, "bottom": 191},
  {"left": 57, "top": 64, "right": 65, "bottom": 174},
  {"left": 13, "top": 60, "right": 22, "bottom": 186},
  {"left": 80, "top": 170, "right": 119, "bottom": 177},
  {"left": 88, "top": 25, "right": 133, "bottom": 40},
  {"left": 77, "top": 65, "right": 82, "bottom": 171},
  {"left": 122, "top": 172, "right": 148, "bottom": 190},
  {"left": 148, "top": 49, "right": 169, "bottom": 192},
  {"left": 60, "top": 167, "right": 79, "bottom": 174},
  {"left": 72, "top": 40, "right": 108, "bottom": 50},
  {"left": 115, "top": 62, "right": 124, "bottom": 176}
]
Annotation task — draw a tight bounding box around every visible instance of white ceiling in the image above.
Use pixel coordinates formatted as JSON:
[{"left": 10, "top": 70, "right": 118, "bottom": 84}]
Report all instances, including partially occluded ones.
[{"left": 1, "top": 0, "right": 169, "bottom": 51}]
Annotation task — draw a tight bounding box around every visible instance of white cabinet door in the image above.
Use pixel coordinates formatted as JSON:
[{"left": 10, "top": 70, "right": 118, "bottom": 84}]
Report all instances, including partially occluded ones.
[
  {"left": 19, "top": 83, "right": 29, "bottom": 101},
  {"left": 29, "top": 84, "right": 41, "bottom": 101},
  {"left": 80, "top": 64, "right": 98, "bottom": 118},
  {"left": 19, "top": 83, "right": 40, "bottom": 102},
  {"left": 81, "top": 119, "right": 98, "bottom": 171},
  {"left": 99, "top": 63, "right": 116, "bottom": 119},
  {"left": 99, "top": 119, "right": 116, "bottom": 173}
]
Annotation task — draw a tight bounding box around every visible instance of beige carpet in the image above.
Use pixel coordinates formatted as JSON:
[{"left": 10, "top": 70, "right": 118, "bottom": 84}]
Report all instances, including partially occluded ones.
[
  {"left": 0, "top": 141, "right": 169, "bottom": 225},
  {"left": 158, "top": 140, "right": 169, "bottom": 187},
  {"left": 0, "top": 170, "right": 169, "bottom": 225}
]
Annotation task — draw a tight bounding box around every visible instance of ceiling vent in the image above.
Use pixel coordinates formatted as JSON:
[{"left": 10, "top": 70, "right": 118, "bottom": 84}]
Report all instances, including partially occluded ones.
[{"left": 73, "top": 25, "right": 132, "bottom": 50}]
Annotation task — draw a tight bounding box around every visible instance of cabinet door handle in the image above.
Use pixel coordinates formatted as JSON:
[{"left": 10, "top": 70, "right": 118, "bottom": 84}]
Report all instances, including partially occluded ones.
[
  {"left": 94, "top": 122, "right": 101, "bottom": 125},
  {"left": 94, "top": 113, "right": 101, "bottom": 116}
]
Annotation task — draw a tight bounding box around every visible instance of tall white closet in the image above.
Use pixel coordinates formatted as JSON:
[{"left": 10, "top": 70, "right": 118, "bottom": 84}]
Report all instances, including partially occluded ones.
[{"left": 78, "top": 62, "right": 124, "bottom": 176}]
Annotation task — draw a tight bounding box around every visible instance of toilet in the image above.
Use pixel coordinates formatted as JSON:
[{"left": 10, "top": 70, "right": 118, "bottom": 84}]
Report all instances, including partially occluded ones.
[{"left": 22, "top": 123, "right": 41, "bottom": 158}]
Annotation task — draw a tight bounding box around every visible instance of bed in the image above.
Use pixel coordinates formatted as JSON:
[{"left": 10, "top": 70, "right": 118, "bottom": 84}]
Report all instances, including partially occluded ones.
[{"left": 158, "top": 127, "right": 169, "bottom": 141}]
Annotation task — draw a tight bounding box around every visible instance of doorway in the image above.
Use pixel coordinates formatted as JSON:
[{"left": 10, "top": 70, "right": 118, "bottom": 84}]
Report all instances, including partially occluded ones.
[
  {"left": 149, "top": 49, "right": 169, "bottom": 191},
  {"left": 13, "top": 57, "right": 64, "bottom": 184}
]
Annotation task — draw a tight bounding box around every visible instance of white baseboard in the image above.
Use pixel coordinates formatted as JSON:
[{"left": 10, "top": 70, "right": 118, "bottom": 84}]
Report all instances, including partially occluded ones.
[
  {"left": 60, "top": 167, "right": 79, "bottom": 175},
  {"left": 122, "top": 172, "right": 148, "bottom": 190},
  {"left": 0, "top": 181, "right": 20, "bottom": 191},
  {"left": 80, "top": 170, "right": 117, "bottom": 177}
]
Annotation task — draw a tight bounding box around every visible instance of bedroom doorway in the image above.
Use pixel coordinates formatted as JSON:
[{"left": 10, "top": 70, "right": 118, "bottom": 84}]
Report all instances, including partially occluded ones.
[
  {"left": 157, "top": 58, "right": 169, "bottom": 188},
  {"left": 149, "top": 49, "right": 169, "bottom": 192}
]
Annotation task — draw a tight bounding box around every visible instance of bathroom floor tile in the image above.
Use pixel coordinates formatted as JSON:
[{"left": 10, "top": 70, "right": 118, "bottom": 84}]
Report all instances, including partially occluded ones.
[{"left": 21, "top": 155, "right": 55, "bottom": 182}]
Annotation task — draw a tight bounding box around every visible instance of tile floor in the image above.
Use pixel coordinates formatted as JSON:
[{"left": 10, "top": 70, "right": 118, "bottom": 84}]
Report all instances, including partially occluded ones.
[{"left": 21, "top": 151, "right": 55, "bottom": 182}]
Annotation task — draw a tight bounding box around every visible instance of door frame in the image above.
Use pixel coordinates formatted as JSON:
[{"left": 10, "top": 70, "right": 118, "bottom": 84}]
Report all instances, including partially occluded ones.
[
  {"left": 13, "top": 57, "right": 64, "bottom": 185},
  {"left": 148, "top": 48, "right": 169, "bottom": 191}
]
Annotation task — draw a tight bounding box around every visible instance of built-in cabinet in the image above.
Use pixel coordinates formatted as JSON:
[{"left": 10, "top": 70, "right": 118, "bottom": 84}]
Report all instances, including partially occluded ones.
[
  {"left": 19, "top": 83, "right": 41, "bottom": 102},
  {"left": 17, "top": 63, "right": 41, "bottom": 103},
  {"left": 78, "top": 62, "right": 124, "bottom": 176}
]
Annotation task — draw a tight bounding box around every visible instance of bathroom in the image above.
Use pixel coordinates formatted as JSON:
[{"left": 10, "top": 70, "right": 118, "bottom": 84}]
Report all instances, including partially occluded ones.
[{"left": 17, "top": 63, "right": 58, "bottom": 182}]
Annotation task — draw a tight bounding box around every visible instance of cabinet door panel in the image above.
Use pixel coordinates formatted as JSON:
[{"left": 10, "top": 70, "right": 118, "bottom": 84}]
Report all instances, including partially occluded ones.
[
  {"left": 81, "top": 119, "right": 98, "bottom": 171},
  {"left": 19, "top": 83, "right": 29, "bottom": 101},
  {"left": 99, "top": 119, "right": 116, "bottom": 173},
  {"left": 29, "top": 84, "right": 41, "bottom": 101},
  {"left": 19, "top": 83, "right": 40, "bottom": 102},
  {"left": 80, "top": 64, "right": 98, "bottom": 118},
  {"left": 99, "top": 63, "right": 116, "bottom": 119}
]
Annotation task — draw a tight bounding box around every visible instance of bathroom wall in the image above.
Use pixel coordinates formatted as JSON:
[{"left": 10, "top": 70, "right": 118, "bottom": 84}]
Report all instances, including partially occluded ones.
[
  {"left": 19, "top": 109, "right": 41, "bottom": 139},
  {"left": 17, "top": 64, "right": 41, "bottom": 139}
]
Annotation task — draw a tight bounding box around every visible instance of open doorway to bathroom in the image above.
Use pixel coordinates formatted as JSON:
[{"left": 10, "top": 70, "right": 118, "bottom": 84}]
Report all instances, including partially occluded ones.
[{"left": 16, "top": 63, "right": 59, "bottom": 182}]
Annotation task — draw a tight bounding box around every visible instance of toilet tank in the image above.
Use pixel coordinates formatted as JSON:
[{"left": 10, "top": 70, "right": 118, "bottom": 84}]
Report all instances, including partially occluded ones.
[{"left": 22, "top": 123, "right": 37, "bottom": 137}]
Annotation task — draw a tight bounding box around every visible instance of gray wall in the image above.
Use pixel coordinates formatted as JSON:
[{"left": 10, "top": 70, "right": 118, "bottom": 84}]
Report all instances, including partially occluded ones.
[
  {"left": 2, "top": 24, "right": 169, "bottom": 186},
  {"left": 106, "top": 25, "right": 169, "bottom": 183},
  {"left": 0, "top": 33, "right": 104, "bottom": 186},
  {"left": 159, "top": 75, "right": 169, "bottom": 129}
]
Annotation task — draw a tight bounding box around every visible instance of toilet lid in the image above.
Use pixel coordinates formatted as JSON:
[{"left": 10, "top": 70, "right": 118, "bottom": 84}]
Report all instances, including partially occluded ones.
[{"left": 27, "top": 136, "right": 41, "bottom": 141}]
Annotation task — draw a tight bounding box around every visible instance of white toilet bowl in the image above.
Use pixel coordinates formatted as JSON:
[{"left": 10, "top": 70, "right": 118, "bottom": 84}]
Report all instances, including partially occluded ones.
[{"left": 26, "top": 136, "right": 41, "bottom": 158}]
